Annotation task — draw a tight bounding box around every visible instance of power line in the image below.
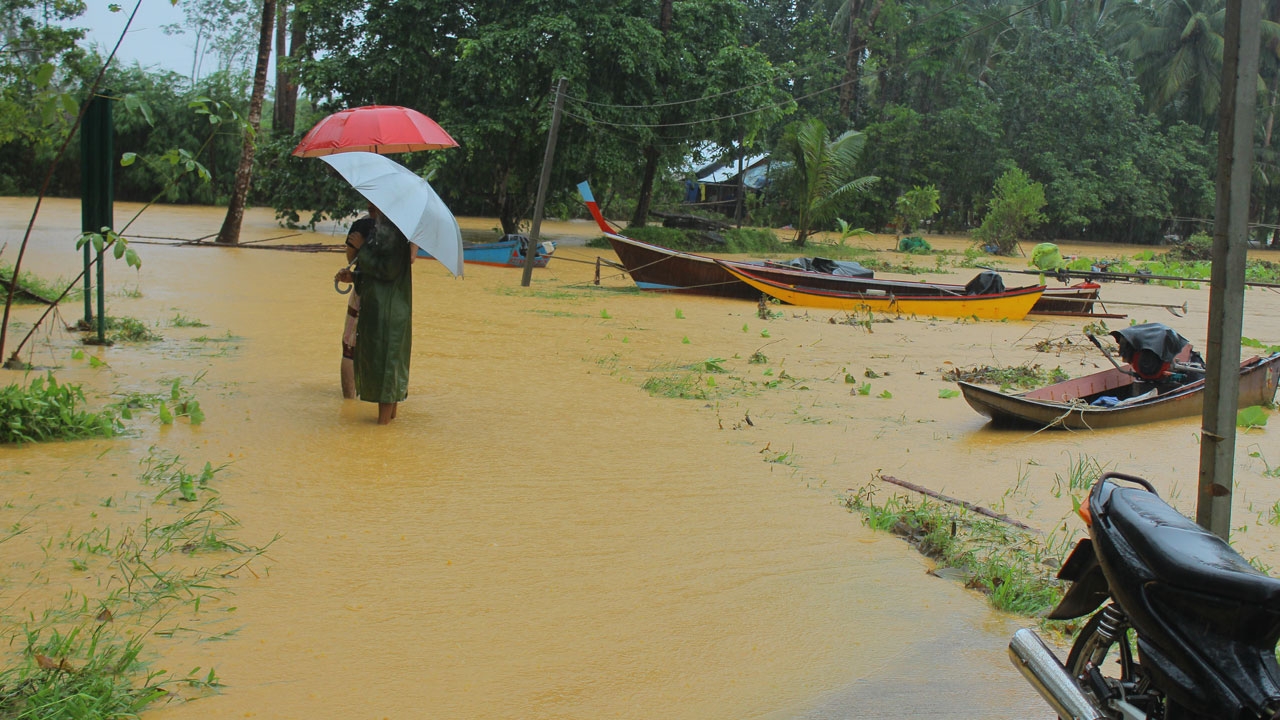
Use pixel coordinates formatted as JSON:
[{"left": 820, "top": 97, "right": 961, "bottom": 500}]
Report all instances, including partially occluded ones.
[{"left": 560, "top": 0, "right": 1051, "bottom": 130}]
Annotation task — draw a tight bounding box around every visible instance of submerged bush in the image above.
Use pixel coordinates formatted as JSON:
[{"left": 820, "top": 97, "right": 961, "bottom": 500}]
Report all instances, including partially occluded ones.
[{"left": 0, "top": 373, "right": 123, "bottom": 443}]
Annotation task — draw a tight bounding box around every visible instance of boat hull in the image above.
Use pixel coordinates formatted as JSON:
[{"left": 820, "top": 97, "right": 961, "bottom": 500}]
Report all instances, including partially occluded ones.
[
  {"left": 959, "top": 353, "right": 1280, "bottom": 430},
  {"left": 419, "top": 237, "right": 554, "bottom": 268},
  {"left": 604, "top": 233, "right": 759, "bottom": 299},
  {"left": 718, "top": 262, "right": 1044, "bottom": 320},
  {"left": 604, "top": 232, "right": 1099, "bottom": 316}
]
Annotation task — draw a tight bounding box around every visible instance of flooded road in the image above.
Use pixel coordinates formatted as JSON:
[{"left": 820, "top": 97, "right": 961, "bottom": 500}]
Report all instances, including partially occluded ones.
[{"left": 3, "top": 198, "right": 1278, "bottom": 718}]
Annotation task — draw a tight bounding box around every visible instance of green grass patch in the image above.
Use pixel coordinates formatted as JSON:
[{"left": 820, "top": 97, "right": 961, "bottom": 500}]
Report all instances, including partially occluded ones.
[
  {"left": 85, "top": 316, "right": 162, "bottom": 343},
  {"left": 0, "top": 373, "right": 123, "bottom": 444},
  {"left": 0, "top": 451, "right": 274, "bottom": 716},
  {"left": 842, "top": 481, "right": 1068, "bottom": 616},
  {"left": 1, "top": 262, "right": 75, "bottom": 304}
]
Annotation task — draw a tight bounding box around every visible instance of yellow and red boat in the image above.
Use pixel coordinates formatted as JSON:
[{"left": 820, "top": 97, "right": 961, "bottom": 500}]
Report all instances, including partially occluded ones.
[{"left": 717, "top": 261, "right": 1045, "bottom": 320}]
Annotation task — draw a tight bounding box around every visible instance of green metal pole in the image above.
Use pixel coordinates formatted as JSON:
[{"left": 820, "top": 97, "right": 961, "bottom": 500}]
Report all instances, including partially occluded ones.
[{"left": 79, "top": 94, "right": 114, "bottom": 342}]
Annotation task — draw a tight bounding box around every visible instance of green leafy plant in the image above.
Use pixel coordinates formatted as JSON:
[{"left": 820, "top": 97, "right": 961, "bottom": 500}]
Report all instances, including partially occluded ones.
[
  {"left": 971, "top": 168, "right": 1047, "bottom": 256},
  {"left": 0, "top": 373, "right": 122, "bottom": 444},
  {"left": 893, "top": 184, "right": 940, "bottom": 238},
  {"left": 1238, "top": 405, "right": 1270, "bottom": 429}
]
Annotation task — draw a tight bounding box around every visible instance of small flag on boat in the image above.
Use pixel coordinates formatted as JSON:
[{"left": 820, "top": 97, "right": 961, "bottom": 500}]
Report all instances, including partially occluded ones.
[{"left": 577, "top": 181, "right": 612, "bottom": 233}]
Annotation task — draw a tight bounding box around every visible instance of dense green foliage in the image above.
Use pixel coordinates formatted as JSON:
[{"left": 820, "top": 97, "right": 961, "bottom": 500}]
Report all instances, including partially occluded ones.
[
  {"left": 0, "top": 373, "right": 122, "bottom": 443},
  {"left": 5, "top": 0, "right": 1280, "bottom": 245}
]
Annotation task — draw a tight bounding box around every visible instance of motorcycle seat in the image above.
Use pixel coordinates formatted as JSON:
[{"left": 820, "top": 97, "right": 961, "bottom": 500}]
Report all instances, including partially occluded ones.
[{"left": 1109, "top": 487, "right": 1280, "bottom": 609}]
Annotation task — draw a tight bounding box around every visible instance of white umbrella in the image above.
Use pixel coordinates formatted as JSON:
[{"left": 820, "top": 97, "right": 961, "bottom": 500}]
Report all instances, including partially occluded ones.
[{"left": 320, "top": 151, "right": 464, "bottom": 277}]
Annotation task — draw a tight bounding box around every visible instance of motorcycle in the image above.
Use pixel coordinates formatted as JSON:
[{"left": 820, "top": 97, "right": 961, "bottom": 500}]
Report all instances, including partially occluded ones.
[{"left": 1008, "top": 471, "right": 1280, "bottom": 720}]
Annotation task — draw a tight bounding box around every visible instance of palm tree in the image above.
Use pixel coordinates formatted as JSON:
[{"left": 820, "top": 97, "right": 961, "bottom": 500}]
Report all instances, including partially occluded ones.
[
  {"left": 1107, "top": 0, "right": 1227, "bottom": 125},
  {"left": 775, "top": 118, "right": 879, "bottom": 246},
  {"left": 832, "top": 0, "right": 886, "bottom": 120}
]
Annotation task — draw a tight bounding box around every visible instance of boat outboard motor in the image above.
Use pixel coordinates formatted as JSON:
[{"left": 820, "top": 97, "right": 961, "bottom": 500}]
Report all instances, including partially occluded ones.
[{"left": 1109, "top": 323, "right": 1202, "bottom": 382}]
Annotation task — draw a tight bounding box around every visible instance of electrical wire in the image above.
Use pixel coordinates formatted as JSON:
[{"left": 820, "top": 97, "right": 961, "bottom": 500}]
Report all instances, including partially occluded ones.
[{"left": 559, "top": 0, "right": 1050, "bottom": 129}]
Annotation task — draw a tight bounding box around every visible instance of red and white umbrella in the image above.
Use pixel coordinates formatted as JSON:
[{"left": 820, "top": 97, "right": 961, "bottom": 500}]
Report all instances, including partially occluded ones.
[{"left": 292, "top": 105, "right": 458, "bottom": 157}]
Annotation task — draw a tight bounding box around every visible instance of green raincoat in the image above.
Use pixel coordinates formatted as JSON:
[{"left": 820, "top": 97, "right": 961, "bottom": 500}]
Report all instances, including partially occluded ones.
[{"left": 352, "top": 220, "right": 413, "bottom": 403}]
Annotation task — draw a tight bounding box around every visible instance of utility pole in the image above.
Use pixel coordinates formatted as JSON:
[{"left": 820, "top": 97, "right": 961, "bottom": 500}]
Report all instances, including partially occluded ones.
[
  {"left": 1198, "top": 0, "right": 1259, "bottom": 540},
  {"left": 523, "top": 77, "right": 568, "bottom": 287}
]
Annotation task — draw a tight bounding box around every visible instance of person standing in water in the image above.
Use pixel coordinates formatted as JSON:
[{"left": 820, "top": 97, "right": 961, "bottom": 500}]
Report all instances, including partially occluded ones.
[
  {"left": 334, "top": 204, "right": 416, "bottom": 424},
  {"left": 339, "top": 208, "right": 375, "bottom": 399}
]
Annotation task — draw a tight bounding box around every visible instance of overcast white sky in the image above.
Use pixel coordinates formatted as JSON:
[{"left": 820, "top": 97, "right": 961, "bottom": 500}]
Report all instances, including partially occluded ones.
[
  {"left": 74, "top": 0, "right": 276, "bottom": 80},
  {"left": 76, "top": 1, "right": 191, "bottom": 74}
]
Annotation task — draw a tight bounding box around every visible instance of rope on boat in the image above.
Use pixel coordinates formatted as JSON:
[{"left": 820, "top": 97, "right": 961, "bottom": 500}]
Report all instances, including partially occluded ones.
[{"left": 1024, "top": 399, "right": 1095, "bottom": 437}]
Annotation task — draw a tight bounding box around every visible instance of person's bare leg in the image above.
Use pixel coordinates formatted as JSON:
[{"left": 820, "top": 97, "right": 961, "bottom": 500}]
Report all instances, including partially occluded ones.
[
  {"left": 377, "top": 403, "right": 394, "bottom": 424},
  {"left": 340, "top": 358, "right": 356, "bottom": 399},
  {"left": 391, "top": 402, "right": 398, "bottom": 419}
]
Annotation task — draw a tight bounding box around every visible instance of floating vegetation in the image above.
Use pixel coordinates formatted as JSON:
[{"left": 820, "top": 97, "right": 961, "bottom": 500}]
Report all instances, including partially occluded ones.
[
  {"left": 0, "top": 373, "right": 123, "bottom": 444},
  {"left": 170, "top": 313, "right": 208, "bottom": 328},
  {"left": 942, "top": 364, "right": 1067, "bottom": 391},
  {"left": 1238, "top": 405, "right": 1270, "bottom": 429},
  {"left": 0, "top": 452, "right": 274, "bottom": 716},
  {"left": 1243, "top": 336, "right": 1280, "bottom": 355},
  {"left": 641, "top": 372, "right": 708, "bottom": 400},
  {"left": 191, "top": 330, "right": 241, "bottom": 344},
  {"left": 108, "top": 374, "right": 206, "bottom": 426},
  {"left": 81, "top": 316, "right": 162, "bottom": 343},
  {"left": 691, "top": 358, "right": 728, "bottom": 373}
]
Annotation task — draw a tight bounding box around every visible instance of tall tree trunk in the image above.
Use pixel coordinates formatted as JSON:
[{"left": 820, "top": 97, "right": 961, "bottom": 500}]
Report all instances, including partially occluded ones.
[
  {"left": 629, "top": 0, "right": 674, "bottom": 229},
  {"left": 630, "top": 146, "right": 660, "bottom": 227},
  {"left": 217, "top": 0, "right": 275, "bottom": 245},
  {"left": 838, "top": 0, "right": 862, "bottom": 119},
  {"left": 273, "top": 3, "right": 306, "bottom": 138}
]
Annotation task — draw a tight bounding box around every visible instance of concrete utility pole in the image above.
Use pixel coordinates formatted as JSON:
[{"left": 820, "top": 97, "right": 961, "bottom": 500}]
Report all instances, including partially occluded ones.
[
  {"left": 1198, "top": 0, "right": 1260, "bottom": 540},
  {"left": 523, "top": 77, "right": 568, "bottom": 287}
]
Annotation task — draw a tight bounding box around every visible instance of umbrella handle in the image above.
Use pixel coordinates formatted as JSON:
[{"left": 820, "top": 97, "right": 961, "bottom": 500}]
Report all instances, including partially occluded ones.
[{"left": 334, "top": 260, "right": 356, "bottom": 295}]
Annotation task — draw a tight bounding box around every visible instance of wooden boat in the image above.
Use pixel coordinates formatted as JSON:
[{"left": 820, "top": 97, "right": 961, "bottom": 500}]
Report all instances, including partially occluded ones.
[
  {"left": 577, "top": 182, "right": 1109, "bottom": 316},
  {"left": 604, "top": 230, "right": 1109, "bottom": 316},
  {"left": 717, "top": 261, "right": 1045, "bottom": 320},
  {"left": 418, "top": 234, "right": 555, "bottom": 268},
  {"left": 959, "top": 353, "right": 1280, "bottom": 430},
  {"left": 602, "top": 230, "right": 874, "bottom": 299}
]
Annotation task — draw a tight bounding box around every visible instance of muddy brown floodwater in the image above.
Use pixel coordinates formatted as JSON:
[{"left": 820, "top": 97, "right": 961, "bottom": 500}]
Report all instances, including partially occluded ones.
[{"left": 3, "top": 198, "right": 1279, "bottom": 719}]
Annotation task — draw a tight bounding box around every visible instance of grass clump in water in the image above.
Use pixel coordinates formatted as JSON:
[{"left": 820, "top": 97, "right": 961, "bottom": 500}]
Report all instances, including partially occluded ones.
[
  {"left": 842, "top": 481, "right": 1068, "bottom": 617},
  {"left": 1, "top": 263, "right": 73, "bottom": 304},
  {"left": 641, "top": 372, "right": 710, "bottom": 400},
  {"left": 942, "top": 364, "right": 1068, "bottom": 391},
  {"left": 0, "top": 373, "right": 123, "bottom": 444},
  {"left": 0, "top": 452, "right": 272, "bottom": 715},
  {"left": 105, "top": 316, "right": 162, "bottom": 343}
]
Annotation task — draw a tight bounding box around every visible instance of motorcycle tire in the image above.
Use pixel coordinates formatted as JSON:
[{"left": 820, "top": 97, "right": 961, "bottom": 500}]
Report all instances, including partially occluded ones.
[{"left": 1065, "top": 606, "right": 1210, "bottom": 720}]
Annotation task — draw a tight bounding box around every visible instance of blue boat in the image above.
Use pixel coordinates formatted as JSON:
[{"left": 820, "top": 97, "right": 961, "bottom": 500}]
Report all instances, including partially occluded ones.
[{"left": 418, "top": 234, "right": 555, "bottom": 268}]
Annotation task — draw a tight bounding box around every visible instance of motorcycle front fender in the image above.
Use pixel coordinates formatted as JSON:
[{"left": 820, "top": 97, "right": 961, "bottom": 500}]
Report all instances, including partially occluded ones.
[{"left": 1046, "top": 538, "right": 1111, "bottom": 620}]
